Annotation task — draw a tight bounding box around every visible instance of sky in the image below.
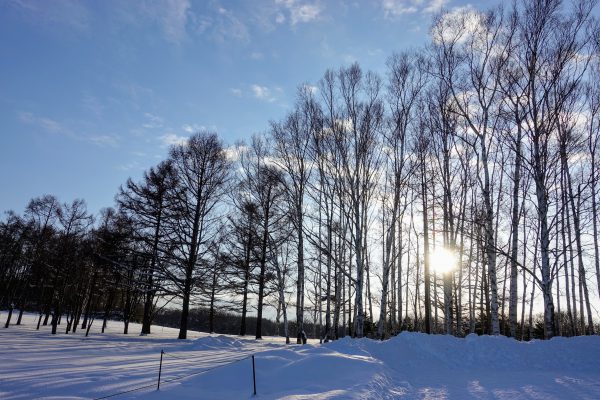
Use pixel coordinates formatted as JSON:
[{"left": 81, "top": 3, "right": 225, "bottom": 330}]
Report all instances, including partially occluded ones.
[{"left": 0, "top": 0, "right": 477, "bottom": 217}]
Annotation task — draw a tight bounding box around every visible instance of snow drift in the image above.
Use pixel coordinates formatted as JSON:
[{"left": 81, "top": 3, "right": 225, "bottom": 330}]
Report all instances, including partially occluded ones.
[{"left": 144, "top": 332, "right": 600, "bottom": 399}]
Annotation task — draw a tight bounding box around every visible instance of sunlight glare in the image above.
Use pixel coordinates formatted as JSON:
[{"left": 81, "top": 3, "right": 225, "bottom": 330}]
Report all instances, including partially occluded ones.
[{"left": 430, "top": 247, "right": 457, "bottom": 274}]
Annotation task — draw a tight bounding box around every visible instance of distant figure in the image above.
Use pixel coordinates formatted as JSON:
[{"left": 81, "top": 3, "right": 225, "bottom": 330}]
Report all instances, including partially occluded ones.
[{"left": 301, "top": 330, "right": 307, "bottom": 344}]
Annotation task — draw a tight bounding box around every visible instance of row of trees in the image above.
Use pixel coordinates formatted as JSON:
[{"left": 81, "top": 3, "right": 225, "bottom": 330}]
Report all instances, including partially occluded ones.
[{"left": 2, "top": 0, "right": 600, "bottom": 341}]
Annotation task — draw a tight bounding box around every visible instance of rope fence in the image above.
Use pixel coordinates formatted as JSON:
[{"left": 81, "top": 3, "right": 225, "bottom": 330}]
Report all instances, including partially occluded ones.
[{"left": 92, "top": 349, "right": 257, "bottom": 400}]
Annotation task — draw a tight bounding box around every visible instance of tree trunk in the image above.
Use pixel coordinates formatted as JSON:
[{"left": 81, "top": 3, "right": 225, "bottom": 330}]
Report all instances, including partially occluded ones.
[
  {"left": 256, "top": 189, "right": 272, "bottom": 340},
  {"left": 296, "top": 204, "right": 305, "bottom": 344},
  {"left": 509, "top": 127, "right": 522, "bottom": 337},
  {"left": 422, "top": 165, "right": 432, "bottom": 334}
]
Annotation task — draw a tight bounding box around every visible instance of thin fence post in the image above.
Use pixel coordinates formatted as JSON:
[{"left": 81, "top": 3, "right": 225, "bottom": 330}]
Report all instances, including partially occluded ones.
[
  {"left": 157, "top": 349, "right": 164, "bottom": 390},
  {"left": 252, "top": 355, "right": 256, "bottom": 395}
]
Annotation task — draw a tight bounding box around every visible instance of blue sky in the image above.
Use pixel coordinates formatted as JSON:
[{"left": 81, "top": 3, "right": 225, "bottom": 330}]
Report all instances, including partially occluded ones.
[{"left": 0, "top": 0, "right": 474, "bottom": 216}]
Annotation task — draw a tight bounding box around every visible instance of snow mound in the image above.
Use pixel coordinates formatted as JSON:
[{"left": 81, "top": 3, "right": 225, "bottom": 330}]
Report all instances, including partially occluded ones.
[
  {"left": 190, "top": 335, "right": 245, "bottom": 350},
  {"left": 144, "top": 332, "right": 600, "bottom": 399}
]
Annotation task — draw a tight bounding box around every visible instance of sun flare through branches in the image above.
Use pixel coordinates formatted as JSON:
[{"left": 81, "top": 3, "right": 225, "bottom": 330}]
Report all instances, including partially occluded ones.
[{"left": 430, "top": 247, "right": 457, "bottom": 275}]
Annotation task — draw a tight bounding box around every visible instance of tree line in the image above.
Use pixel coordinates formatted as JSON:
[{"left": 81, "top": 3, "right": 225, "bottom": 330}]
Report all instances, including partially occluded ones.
[{"left": 2, "top": 0, "right": 600, "bottom": 341}]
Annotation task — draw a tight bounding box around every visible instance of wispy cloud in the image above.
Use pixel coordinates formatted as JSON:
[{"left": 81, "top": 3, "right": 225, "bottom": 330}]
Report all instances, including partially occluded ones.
[
  {"left": 124, "top": 0, "right": 193, "bottom": 44},
  {"left": 181, "top": 123, "right": 205, "bottom": 133},
  {"left": 18, "top": 111, "right": 69, "bottom": 137},
  {"left": 113, "top": 0, "right": 200, "bottom": 44},
  {"left": 142, "top": 112, "right": 164, "bottom": 129},
  {"left": 211, "top": 5, "right": 249, "bottom": 42},
  {"left": 382, "top": 0, "right": 448, "bottom": 17},
  {"left": 89, "top": 135, "right": 120, "bottom": 148},
  {"left": 251, "top": 84, "right": 282, "bottom": 102},
  {"left": 161, "top": 0, "right": 192, "bottom": 43},
  {"left": 367, "top": 48, "right": 384, "bottom": 57},
  {"left": 7, "top": 0, "right": 90, "bottom": 31},
  {"left": 178, "top": 4, "right": 250, "bottom": 43},
  {"left": 423, "top": 0, "right": 449, "bottom": 14},
  {"left": 432, "top": 5, "right": 478, "bottom": 44},
  {"left": 291, "top": 3, "right": 322, "bottom": 25},
  {"left": 382, "top": 0, "right": 418, "bottom": 17},
  {"left": 342, "top": 53, "right": 357, "bottom": 63},
  {"left": 159, "top": 132, "right": 188, "bottom": 147},
  {"left": 230, "top": 88, "right": 243, "bottom": 97},
  {"left": 116, "top": 161, "right": 143, "bottom": 171},
  {"left": 251, "top": 84, "right": 271, "bottom": 100},
  {"left": 274, "top": 0, "right": 323, "bottom": 26},
  {"left": 275, "top": 12, "right": 286, "bottom": 24},
  {"left": 18, "top": 111, "right": 120, "bottom": 147},
  {"left": 82, "top": 94, "right": 104, "bottom": 117},
  {"left": 113, "top": 81, "right": 156, "bottom": 111}
]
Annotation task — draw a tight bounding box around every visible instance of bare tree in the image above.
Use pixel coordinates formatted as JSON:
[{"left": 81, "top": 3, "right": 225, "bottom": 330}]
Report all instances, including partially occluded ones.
[
  {"left": 168, "top": 132, "right": 231, "bottom": 340},
  {"left": 117, "top": 160, "right": 176, "bottom": 335},
  {"left": 271, "top": 87, "right": 317, "bottom": 343},
  {"left": 377, "top": 51, "right": 423, "bottom": 339}
]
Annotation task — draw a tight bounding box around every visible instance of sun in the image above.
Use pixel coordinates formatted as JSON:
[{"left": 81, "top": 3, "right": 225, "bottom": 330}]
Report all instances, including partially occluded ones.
[{"left": 430, "top": 247, "right": 457, "bottom": 274}]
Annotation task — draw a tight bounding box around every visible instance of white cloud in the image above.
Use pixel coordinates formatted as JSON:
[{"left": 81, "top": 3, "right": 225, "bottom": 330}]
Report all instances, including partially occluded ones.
[
  {"left": 343, "top": 53, "right": 357, "bottom": 63},
  {"left": 423, "top": 0, "right": 449, "bottom": 14},
  {"left": 18, "top": 110, "right": 120, "bottom": 147},
  {"left": 367, "top": 48, "right": 384, "bottom": 57},
  {"left": 7, "top": 0, "right": 90, "bottom": 31},
  {"left": 383, "top": 0, "right": 448, "bottom": 17},
  {"left": 39, "top": 118, "right": 63, "bottom": 134},
  {"left": 431, "top": 5, "right": 479, "bottom": 45},
  {"left": 89, "top": 135, "right": 120, "bottom": 148},
  {"left": 116, "top": 161, "right": 142, "bottom": 171},
  {"left": 142, "top": 112, "right": 164, "bottom": 129},
  {"left": 161, "top": 0, "right": 192, "bottom": 43},
  {"left": 382, "top": 0, "right": 418, "bottom": 17},
  {"left": 209, "top": 5, "right": 249, "bottom": 42},
  {"left": 250, "top": 84, "right": 283, "bottom": 102},
  {"left": 118, "top": 0, "right": 192, "bottom": 44},
  {"left": 290, "top": 3, "right": 322, "bottom": 25},
  {"left": 230, "top": 88, "right": 243, "bottom": 97},
  {"left": 182, "top": 123, "right": 205, "bottom": 133},
  {"left": 251, "top": 84, "right": 272, "bottom": 100},
  {"left": 223, "top": 146, "right": 243, "bottom": 161},
  {"left": 250, "top": 51, "right": 264, "bottom": 60},
  {"left": 275, "top": 0, "right": 323, "bottom": 26},
  {"left": 160, "top": 132, "right": 188, "bottom": 147},
  {"left": 18, "top": 112, "right": 68, "bottom": 136}
]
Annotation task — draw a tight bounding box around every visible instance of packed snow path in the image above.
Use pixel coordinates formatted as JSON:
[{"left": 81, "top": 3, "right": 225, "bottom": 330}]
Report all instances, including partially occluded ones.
[{"left": 1, "top": 314, "right": 600, "bottom": 399}]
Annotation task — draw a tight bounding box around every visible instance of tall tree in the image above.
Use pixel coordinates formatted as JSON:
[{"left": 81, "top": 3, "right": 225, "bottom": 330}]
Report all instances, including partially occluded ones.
[
  {"left": 117, "top": 160, "right": 176, "bottom": 335},
  {"left": 168, "top": 132, "right": 231, "bottom": 340},
  {"left": 271, "top": 87, "right": 316, "bottom": 344}
]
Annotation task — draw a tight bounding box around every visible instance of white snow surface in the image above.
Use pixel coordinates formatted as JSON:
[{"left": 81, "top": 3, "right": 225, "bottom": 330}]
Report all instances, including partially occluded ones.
[{"left": 1, "top": 314, "right": 600, "bottom": 399}]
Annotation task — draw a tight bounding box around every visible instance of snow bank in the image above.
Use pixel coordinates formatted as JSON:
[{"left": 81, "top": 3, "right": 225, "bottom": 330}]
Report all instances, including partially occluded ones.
[{"left": 144, "top": 333, "right": 600, "bottom": 399}]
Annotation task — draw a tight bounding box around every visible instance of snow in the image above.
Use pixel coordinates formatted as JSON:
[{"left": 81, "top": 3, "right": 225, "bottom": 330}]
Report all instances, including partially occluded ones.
[
  {"left": 0, "top": 313, "right": 297, "bottom": 399},
  {"left": 1, "top": 314, "right": 600, "bottom": 399}
]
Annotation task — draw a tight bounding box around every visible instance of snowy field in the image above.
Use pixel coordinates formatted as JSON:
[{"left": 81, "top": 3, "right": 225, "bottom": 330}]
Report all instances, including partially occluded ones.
[
  {"left": 0, "top": 313, "right": 296, "bottom": 399},
  {"left": 1, "top": 314, "right": 600, "bottom": 399}
]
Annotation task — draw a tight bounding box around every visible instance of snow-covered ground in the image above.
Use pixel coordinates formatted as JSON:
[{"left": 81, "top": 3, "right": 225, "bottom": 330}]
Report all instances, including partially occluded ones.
[
  {"left": 1, "top": 313, "right": 600, "bottom": 399},
  {"left": 0, "top": 313, "right": 297, "bottom": 399}
]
